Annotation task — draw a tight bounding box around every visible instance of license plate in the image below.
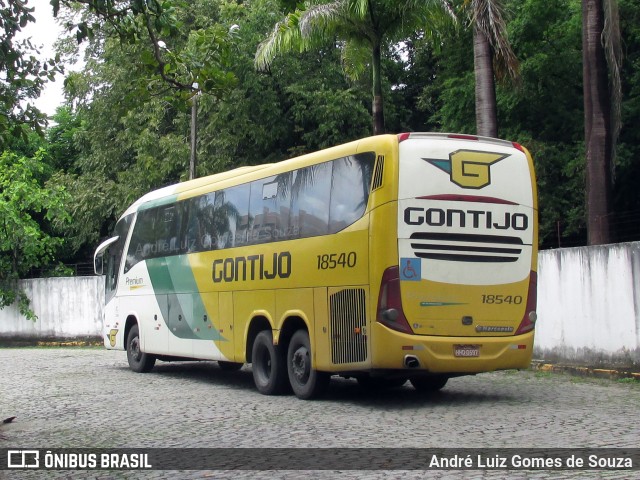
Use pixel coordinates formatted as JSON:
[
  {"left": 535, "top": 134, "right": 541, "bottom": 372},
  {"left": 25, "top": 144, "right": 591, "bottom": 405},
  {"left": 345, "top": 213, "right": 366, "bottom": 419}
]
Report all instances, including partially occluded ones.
[{"left": 454, "top": 344, "right": 480, "bottom": 357}]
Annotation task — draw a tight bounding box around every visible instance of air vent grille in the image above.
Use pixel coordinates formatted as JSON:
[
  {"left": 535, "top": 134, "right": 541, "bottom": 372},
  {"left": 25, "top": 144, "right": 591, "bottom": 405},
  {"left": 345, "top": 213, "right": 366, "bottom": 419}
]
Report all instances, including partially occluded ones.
[
  {"left": 371, "top": 155, "right": 385, "bottom": 190},
  {"left": 329, "top": 288, "right": 367, "bottom": 364}
]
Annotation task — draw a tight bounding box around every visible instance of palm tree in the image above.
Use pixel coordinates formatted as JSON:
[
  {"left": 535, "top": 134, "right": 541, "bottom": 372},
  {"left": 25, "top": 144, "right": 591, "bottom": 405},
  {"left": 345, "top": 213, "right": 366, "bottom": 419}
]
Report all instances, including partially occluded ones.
[
  {"left": 255, "top": 0, "right": 455, "bottom": 135},
  {"left": 464, "top": 0, "right": 519, "bottom": 138},
  {"left": 582, "top": 0, "right": 622, "bottom": 245}
]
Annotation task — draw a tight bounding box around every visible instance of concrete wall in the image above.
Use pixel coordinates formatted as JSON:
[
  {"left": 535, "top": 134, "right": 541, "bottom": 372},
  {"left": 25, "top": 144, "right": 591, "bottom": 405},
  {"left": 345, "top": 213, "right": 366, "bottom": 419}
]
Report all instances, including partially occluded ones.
[
  {"left": 1, "top": 242, "right": 639, "bottom": 368},
  {"left": 0, "top": 276, "right": 104, "bottom": 341},
  {"left": 535, "top": 241, "right": 640, "bottom": 368}
]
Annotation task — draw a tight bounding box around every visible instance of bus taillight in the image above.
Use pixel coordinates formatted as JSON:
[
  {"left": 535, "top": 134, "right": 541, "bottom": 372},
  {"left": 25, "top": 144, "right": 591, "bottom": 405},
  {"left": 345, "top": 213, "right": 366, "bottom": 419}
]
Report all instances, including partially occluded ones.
[
  {"left": 377, "top": 266, "right": 413, "bottom": 334},
  {"left": 512, "top": 142, "right": 525, "bottom": 152},
  {"left": 515, "top": 271, "right": 537, "bottom": 335}
]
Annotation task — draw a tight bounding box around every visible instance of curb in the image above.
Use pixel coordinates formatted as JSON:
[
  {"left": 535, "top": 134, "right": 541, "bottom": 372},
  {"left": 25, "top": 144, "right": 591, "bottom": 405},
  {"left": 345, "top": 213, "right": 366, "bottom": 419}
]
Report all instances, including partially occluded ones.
[
  {"left": 0, "top": 337, "right": 102, "bottom": 348},
  {"left": 530, "top": 360, "right": 640, "bottom": 381}
]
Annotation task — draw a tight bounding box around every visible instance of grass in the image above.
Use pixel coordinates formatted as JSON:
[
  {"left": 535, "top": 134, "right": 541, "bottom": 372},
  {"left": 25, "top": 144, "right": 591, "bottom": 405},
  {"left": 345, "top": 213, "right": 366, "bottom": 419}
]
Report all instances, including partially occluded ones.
[{"left": 617, "top": 377, "right": 639, "bottom": 385}]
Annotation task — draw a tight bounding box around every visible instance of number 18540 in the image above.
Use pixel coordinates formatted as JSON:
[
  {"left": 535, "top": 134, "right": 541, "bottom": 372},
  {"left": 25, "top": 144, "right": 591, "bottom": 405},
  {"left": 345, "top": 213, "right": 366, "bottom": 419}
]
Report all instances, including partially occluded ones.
[{"left": 317, "top": 252, "right": 357, "bottom": 270}]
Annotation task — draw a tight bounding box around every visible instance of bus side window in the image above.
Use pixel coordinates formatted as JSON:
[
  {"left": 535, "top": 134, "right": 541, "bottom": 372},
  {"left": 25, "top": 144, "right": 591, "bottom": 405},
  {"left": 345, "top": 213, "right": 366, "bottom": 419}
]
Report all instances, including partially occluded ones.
[
  {"left": 329, "top": 152, "right": 375, "bottom": 233},
  {"left": 105, "top": 248, "right": 118, "bottom": 298},
  {"left": 156, "top": 205, "right": 180, "bottom": 256},
  {"left": 186, "top": 193, "right": 215, "bottom": 253},
  {"left": 125, "top": 209, "right": 154, "bottom": 271},
  {"left": 214, "top": 183, "right": 250, "bottom": 249},
  {"left": 248, "top": 174, "right": 292, "bottom": 244},
  {"left": 124, "top": 204, "right": 182, "bottom": 271},
  {"left": 290, "top": 163, "right": 331, "bottom": 238},
  {"left": 105, "top": 214, "right": 132, "bottom": 298}
]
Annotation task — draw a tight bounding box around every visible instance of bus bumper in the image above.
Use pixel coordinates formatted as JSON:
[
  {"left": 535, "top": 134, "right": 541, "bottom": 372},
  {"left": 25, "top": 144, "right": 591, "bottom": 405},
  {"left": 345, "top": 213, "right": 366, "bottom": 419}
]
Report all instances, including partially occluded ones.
[
  {"left": 103, "top": 326, "right": 124, "bottom": 350},
  {"left": 371, "top": 322, "right": 535, "bottom": 373}
]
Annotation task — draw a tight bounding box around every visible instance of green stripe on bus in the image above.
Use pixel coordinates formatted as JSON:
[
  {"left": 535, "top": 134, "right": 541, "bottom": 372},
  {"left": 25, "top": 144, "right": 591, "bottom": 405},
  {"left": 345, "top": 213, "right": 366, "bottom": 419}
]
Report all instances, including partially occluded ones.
[
  {"left": 147, "top": 256, "right": 227, "bottom": 342},
  {"left": 138, "top": 194, "right": 179, "bottom": 211}
]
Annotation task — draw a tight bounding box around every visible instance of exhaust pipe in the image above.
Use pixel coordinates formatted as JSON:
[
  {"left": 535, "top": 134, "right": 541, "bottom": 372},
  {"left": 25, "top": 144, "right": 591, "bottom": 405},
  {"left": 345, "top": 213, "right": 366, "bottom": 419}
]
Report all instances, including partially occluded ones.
[{"left": 404, "top": 355, "right": 420, "bottom": 368}]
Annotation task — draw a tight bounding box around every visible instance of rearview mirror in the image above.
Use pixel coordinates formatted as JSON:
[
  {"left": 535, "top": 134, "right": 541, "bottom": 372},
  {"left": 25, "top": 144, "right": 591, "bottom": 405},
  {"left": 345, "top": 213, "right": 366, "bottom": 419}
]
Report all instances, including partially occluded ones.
[{"left": 94, "top": 253, "right": 104, "bottom": 275}]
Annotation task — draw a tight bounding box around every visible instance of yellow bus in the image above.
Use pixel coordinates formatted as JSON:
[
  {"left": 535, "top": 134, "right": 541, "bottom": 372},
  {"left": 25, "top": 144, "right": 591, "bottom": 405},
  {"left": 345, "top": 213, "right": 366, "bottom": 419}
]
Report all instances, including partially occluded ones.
[{"left": 94, "top": 133, "right": 538, "bottom": 399}]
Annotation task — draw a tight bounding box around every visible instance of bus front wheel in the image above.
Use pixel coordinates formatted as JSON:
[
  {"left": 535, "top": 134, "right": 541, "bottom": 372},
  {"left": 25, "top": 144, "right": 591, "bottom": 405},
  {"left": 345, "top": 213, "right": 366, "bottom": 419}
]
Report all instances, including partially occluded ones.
[
  {"left": 251, "top": 330, "right": 288, "bottom": 395},
  {"left": 287, "top": 330, "right": 329, "bottom": 400},
  {"left": 126, "top": 324, "right": 156, "bottom": 373}
]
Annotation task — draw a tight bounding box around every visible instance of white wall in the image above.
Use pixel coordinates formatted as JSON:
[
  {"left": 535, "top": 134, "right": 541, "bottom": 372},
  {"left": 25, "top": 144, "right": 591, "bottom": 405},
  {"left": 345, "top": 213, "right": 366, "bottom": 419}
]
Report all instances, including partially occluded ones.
[
  {"left": 535, "top": 242, "right": 640, "bottom": 367},
  {"left": 0, "top": 277, "right": 104, "bottom": 339},
  {"left": 1, "top": 242, "right": 639, "bottom": 368}
]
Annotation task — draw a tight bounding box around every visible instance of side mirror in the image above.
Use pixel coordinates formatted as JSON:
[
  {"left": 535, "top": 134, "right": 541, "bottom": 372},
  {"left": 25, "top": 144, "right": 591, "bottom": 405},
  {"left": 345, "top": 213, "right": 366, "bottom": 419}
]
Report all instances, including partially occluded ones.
[
  {"left": 94, "top": 253, "right": 104, "bottom": 275},
  {"left": 94, "top": 236, "right": 119, "bottom": 276}
]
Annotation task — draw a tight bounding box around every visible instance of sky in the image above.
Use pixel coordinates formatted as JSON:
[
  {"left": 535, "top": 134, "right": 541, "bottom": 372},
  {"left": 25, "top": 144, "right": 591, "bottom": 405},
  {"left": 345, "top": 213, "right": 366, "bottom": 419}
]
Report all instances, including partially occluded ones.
[{"left": 20, "top": 2, "right": 67, "bottom": 117}]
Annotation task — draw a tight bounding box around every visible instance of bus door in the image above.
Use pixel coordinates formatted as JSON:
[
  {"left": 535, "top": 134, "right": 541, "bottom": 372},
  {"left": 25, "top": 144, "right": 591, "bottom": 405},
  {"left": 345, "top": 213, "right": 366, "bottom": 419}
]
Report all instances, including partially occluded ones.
[{"left": 94, "top": 236, "right": 123, "bottom": 348}]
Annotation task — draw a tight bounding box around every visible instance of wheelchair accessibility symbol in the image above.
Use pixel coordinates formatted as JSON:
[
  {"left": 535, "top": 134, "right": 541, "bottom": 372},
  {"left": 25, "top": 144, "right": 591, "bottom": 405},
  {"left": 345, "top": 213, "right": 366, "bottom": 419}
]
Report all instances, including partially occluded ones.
[{"left": 400, "top": 258, "right": 421, "bottom": 281}]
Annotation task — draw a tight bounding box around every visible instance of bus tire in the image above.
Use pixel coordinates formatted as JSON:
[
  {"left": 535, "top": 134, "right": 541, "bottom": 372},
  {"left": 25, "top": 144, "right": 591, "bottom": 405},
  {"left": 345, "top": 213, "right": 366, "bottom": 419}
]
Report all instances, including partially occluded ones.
[
  {"left": 287, "top": 330, "right": 329, "bottom": 400},
  {"left": 126, "top": 324, "right": 156, "bottom": 373},
  {"left": 251, "top": 330, "right": 288, "bottom": 395},
  {"left": 218, "top": 361, "right": 243, "bottom": 371},
  {"left": 409, "top": 375, "right": 448, "bottom": 393}
]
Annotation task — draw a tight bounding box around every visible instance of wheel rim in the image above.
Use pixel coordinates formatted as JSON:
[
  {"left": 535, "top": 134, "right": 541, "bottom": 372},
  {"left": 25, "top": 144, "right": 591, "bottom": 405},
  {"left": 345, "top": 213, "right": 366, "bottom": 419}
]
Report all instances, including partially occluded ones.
[
  {"left": 129, "top": 336, "right": 141, "bottom": 362},
  {"left": 291, "top": 345, "right": 310, "bottom": 386}
]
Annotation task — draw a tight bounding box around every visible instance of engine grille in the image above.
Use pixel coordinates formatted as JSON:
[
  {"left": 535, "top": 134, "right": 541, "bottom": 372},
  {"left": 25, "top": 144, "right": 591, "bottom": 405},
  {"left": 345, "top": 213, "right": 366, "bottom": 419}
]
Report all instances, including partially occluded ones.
[{"left": 329, "top": 288, "right": 367, "bottom": 364}]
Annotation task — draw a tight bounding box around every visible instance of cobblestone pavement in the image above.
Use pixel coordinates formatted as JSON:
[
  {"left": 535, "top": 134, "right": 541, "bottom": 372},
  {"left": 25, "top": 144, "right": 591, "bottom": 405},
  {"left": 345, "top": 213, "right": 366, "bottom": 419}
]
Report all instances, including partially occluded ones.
[{"left": 0, "top": 348, "right": 638, "bottom": 479}]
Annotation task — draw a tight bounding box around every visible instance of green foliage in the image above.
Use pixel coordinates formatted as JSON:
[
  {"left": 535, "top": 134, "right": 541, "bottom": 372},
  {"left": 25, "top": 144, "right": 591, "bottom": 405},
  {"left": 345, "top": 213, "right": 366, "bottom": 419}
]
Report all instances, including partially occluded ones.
[
  {"left": 0, "top": 150, "right": 70, "bottom": 319},
  {"left": 255, "top": 0, "right": 458, "bottom": 133},
  {"left": 56, "top": 0, "right": 237, "bottom": 101},
  {"left": 0, "top": 0, "right": 62, "bottom": 149},
  {"left": 285, "top": 85, "right": 370, "bottom": 153},
  {"left": 46, "top": 107, "right": 83, "bottom": 173}
]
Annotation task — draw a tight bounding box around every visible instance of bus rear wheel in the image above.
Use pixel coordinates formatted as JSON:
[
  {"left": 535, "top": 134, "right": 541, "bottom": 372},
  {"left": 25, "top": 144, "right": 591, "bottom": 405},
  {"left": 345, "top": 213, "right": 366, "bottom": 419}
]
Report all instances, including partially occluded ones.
[
  {"left": 287, "top": 330, "right": 329, "bottom": 400},
  {"left": 251, "top": 330, "right": 288, "bottom": 395},
  {"left": 409, "top": 375, "right": 448, "bottom": 393},
  {"left": 126, "top": 324, "right": 156, "bottom": 373}
]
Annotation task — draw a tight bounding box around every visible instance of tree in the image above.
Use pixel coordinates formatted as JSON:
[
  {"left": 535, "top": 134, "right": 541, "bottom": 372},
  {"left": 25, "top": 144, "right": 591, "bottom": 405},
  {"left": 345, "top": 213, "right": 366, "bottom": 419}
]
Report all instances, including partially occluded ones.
[
  {"left": 0, "top": 150, "right": 69, "bottom": 320},
  {"left": 53, "top": 0, "right": 237, "bottom": 101},
  {"left": 54, "top": 0, "right": 237, "bottom": 183},
  {"left": 0, "top": 0, "right": 62, "bottom": 149},
  {"left": 582, "top": 0, "right": 622, "bottom": 245},
  {"left": 465, "top": 0, "right": 519, "bottom": 137},
  {"left": 255, "top": 0, "right": 456, "bottom": 135}
]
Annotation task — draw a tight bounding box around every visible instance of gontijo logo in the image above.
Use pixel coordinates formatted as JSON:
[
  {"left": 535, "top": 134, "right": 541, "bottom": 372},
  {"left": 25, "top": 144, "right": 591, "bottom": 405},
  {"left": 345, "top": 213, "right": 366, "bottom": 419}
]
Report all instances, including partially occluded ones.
[{"left": 424, "top": 150, "right": 509, "bottom": 189}]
